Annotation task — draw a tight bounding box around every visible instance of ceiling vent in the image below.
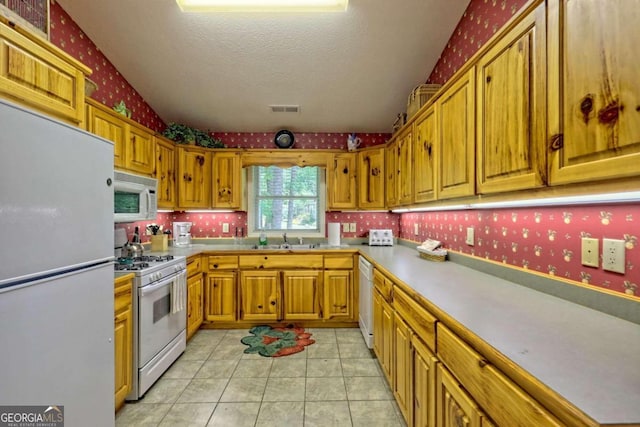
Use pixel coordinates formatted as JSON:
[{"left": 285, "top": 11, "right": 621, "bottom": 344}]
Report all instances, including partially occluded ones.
[{"left": 269, "top": 105, "right": 300, "bottom": 113}]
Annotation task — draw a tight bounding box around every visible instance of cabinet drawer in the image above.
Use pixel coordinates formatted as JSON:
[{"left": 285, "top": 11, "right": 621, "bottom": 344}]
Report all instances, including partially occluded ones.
[
  {"left": 239, "top": 254, "right": 323, "bottom": 269},
  {"left": 186, "top": 256, "right": 201, "bottom": 277},
  {"left": 114, "top": 275, "right": 133, "bottom": 297},
  {"left": 437, "top": 324, "right": 561, "bottom": 427},
  {"left": 207, "top": 255, "right": 238, "bottom": 271},
  {"left": 393, "top": 285, "right": 436, "bottom": 352},
  {"left": 373, "top": 269, "right": 392, "bottom": 302},
  {"left": 324, "top": 254, "right": 353, "bottom": 269}
]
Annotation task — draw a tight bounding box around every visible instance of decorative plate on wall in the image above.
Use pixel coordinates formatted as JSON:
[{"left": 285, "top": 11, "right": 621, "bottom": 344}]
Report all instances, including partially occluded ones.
[{"left": 274, "top": 129, "right": 295, "bottom": 149}]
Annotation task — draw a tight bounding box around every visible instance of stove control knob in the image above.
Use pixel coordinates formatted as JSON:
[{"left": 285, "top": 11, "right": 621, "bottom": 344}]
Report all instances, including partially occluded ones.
[{"left": 158, "top": 272, "right": 163, "bottom": 280}]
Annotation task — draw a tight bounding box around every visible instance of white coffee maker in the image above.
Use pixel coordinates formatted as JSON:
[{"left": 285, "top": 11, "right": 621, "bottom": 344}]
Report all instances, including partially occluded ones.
[{"left": 173, "top": 222, "right": 192, "bottom": 247}]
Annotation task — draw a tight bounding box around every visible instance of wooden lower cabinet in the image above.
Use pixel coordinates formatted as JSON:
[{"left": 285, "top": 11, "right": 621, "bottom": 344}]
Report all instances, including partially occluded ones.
[
  {"left": 282, "top": 270, "right": 322, "bottom": 320},
  {"left": 186, "top": 272, "right": 204, "bottom": 340},
  {"left": 393, "top": 312, "right": 413, "bottom": 425},
  {"left": 114, "top": 275, "right": 133, "bottom": 412},
  {"left": 373, "top": 288, "right": 394, "bottom": 383},
  {"left": 413, "top": 335, "right": 438, "bottom": 427},
  {"left": 204, "top": 271, "right": 236, "bottom": 322},
  {"left": 323, "top": 270, "right": 353, "bottom": 320},
  {"left": 436, "top": 365, "right": 484, "bottom": 427},
  {"left": 240, "top": 270, "right": 280, "bottom": 321}
]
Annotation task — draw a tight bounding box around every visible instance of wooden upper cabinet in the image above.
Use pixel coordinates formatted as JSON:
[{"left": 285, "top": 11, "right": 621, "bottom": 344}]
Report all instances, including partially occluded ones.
[
  {"left": 476, "top": 3, "right": 546, "bottom": 194},
  {"left": 438, "top": 69, "right": 476, "bottom": 200},
  {"left": 413, "top": 105, "right": 437, "bottom": 203},
  {"left": 327, "top": 153, "right": 357, "bottom": 210},
  {"left": 177, "top": 146, "right": 211, "bottom": 209},
  {"left": 357, "top": 146, "right": 386, "bottom": 209},
  {"left": 126, "top": 124, "right": 155, "bottom": 176},
  {"left": 548, "top": 0, "right": 640, "bottom": 184},
  {"left": 155, "top": 137, "right": 176, "bottom": 209},
  {"left": 87, "top": 103, "right": 127, "bottom": 169},
  {"left": 397, "top": 129, "right": 413, "bottom": 205},
  {"left": 0, "top": 19, "right": 90, "bottom": 126},
  {"left": 385, "top": 140, "right": 398, "bottom": 208},
  {"left": 212, "top": 151, "right": 242, "bottom": 209}
]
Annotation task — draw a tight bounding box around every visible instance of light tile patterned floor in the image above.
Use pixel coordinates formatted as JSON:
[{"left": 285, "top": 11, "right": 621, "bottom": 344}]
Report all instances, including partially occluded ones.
[{"left": 116, "top": 328, "right": 407, "bottom": 427}]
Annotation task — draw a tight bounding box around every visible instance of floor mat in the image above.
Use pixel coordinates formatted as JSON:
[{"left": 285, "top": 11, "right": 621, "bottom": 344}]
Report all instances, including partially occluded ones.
[{"left": 240, "top": 325, "right": 315, "bottom": 357}]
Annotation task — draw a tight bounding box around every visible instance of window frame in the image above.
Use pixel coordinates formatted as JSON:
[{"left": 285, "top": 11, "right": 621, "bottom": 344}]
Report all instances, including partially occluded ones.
[{"left": 246, "top": 165, "right": 326, "bottom": 238}]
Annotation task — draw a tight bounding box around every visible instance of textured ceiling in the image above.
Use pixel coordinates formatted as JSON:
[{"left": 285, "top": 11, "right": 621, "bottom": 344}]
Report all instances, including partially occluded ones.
[{"left": 57, "top": 0, "right": 469, "bottom": 133}]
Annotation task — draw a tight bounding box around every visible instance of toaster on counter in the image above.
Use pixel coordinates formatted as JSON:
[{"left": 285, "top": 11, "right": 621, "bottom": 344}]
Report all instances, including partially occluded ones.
[{"left": 369, "top": 229, "right": 394, "bottom": 246}]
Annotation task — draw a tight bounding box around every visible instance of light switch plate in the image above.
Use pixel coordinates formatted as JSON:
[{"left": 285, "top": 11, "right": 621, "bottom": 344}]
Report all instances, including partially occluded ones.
[
  {"left": 349, "top": 223, "right": 356, "bottom": 233},
  {"left": 581, "top": 237, "right": 599, "bottom": 267},
  {"left": 342, "top": 223, "right": 350, "bottom": 233},
  {"left": 602, "top": 238, "right": 625, "bottom": 273},
  {"left": 222, "top": 223, "right": 229, "bottom": 233},
  {"left": 414, "top": 223, "right": 419, "bottom": 235}
]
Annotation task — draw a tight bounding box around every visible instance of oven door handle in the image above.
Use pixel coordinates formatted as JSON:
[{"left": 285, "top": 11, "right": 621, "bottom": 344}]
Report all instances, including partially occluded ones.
[{"left": 140, "top": 279, "right": 172, "bottom": 297}]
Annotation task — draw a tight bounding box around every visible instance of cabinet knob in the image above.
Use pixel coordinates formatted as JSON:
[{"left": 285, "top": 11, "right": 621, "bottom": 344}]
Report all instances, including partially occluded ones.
[
  {"left": 270, "top": 301, "right": 277, "bottom": 306},
  {"left": 213, "top": 264, "right": 218, "bottom": 269},
  {"left": 257, "top": 304, "right": 263, "bottom": 309},
  {"left": 478, "top": 359, "right": 488, "bottom": 368}
]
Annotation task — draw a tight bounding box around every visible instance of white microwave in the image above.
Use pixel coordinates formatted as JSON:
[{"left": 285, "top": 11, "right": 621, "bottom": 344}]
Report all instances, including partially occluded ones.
[{"left": 114, "top": 170, "right": 158, "bottom": 223}]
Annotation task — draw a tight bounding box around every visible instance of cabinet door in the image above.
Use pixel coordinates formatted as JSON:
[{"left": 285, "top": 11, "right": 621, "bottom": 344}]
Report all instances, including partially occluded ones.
[
  {"left": 436, "top": 365, "right": 482, "bottom": 427},
  {"left": 240, "top": 270, "right": 280, "bottom": 321},
  {"left": 187, "top": 273, "right": 204, "bottom": 340},
  {"left": 385, "top": 141, "right": 398, "bottom": 208},
  {"left": 373, "top": 289, "right": 394, "bottom": 383},
  {"left": 155, "top": 138, "right": 176, "bottom": 209},
  {"left": 394, "top": 313, "right": 413, "bottom": 426},
  {"left": 87, "top": 104, "right": 127, "bottom": 169},
  {"left": 177, "top": 147, "right": 211, "bottom": 209},
  {"left": 127, "top": 125, "right": 155, "bottom": 176},
  {"left": 282, "top": 270, "right": 322, "bottom": 320},
  {"left": 397, "top": 129, "right": 413, "bottom": 205},
  {"left": 114, "top": 285, "right": 132, "bottom": 411},
  {"left": 327, "top": 153, "right": 357, "bottom": 210},
  {"left": 212, "top": 151, "right": 242, "bottom": 209},
  {"left": 414, "top": 106, "right": 437, "bottom": 203},
  {"left": 438, "top": 69, "right": 476, "bottom": 200},
  {"left": 413, "top": 336, "right": 438, "bottom": 427},
  {"left": 358, "top": 147, "right": 386, "bottom": 209},
  {"left": 477, "top": 4, "right": 546, "bottom": 194},
  {"left": 323, "top": 270, "right": 353, "bottom": 320},
  {"left": 548, "top": 0, "right": 640, "bottom": 184},
  {"left": 205, "top": 271, "right": 236, "bottom": 322}
]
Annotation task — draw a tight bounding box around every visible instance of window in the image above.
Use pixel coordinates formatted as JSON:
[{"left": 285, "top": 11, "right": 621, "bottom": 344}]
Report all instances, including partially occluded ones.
[{"left": 247, "top": 166, "right": 325, "bottom": 237}]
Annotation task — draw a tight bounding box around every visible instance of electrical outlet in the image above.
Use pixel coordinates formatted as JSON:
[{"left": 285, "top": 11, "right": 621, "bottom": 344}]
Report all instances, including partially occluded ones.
[
  {"left": 342, "top": 223, "right": 350, "bottom": 233},
  {"left": 602, "top": 238, "right": 625, "bottom": 273},
  {"left": 581, "top": 237, "right": 599, "bottom": 267},
  {"left": 349, "top": 223, "right": 356, "bottom": 233},
  {"left": 414, "top": 223, "right": 419, "bottom": 235},
  {"left": 222, "top": 223, "right": 229, "bottom": 233},
  {"left": 465, "top": 227, "right": 474, "bottom": 246}
]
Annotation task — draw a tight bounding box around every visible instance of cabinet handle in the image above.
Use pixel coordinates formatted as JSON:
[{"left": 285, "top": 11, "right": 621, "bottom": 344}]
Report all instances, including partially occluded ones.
[
  {"left": 343, "top": 167, "right": 349, "bottom": 174},
  {"left": 213, "top": 264, "right": 219, "bottom": 269},
  {"left": 486, "top": 75, "right": 491, "bottom": 84},
  {"left": 478, "top": 358, "right": 488, "bottom": 368},
  {"left": 270, "top": 300, "right": 277, "bottom": 306},
  {"left": 257, "top": 304, "right": 263, "bottom": 309},
  {"left": 549, "top": 134, "right": 563, "bottom": 151}
]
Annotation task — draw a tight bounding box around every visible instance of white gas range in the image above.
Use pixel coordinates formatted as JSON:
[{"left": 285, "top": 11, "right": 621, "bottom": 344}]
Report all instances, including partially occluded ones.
[{"left": 114, "top": 251, "right": 187, "bottom": 400}]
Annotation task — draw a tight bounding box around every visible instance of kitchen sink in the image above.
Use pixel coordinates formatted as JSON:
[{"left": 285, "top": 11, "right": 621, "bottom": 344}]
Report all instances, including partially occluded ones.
[{"left": 251, "top": 243, "right": 319, "bottom": 250}]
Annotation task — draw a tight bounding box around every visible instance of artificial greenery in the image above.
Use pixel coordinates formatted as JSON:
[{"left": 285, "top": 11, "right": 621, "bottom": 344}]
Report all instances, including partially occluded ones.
[{"left": 162, "top": 122, "right": 225, "bottom": 148}]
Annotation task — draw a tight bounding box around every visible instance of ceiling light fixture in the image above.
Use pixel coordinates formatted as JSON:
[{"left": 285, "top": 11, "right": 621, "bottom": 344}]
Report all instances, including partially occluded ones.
[{"left": 176, "top": 0, "right": 348, "bottom": 13}]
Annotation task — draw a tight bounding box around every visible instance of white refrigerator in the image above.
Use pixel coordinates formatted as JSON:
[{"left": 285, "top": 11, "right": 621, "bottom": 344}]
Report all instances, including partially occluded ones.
[{"left": 0, "top": 100, "right": 116, "bottom": 426}]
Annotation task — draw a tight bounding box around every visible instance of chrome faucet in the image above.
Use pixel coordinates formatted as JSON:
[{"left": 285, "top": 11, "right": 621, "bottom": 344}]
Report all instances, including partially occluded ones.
[
  {"left": 282, "top": 233, "right": 288, "bottom": 244},
  {"left": 298, "top": 237, "right": 304, "bottom": 245}
]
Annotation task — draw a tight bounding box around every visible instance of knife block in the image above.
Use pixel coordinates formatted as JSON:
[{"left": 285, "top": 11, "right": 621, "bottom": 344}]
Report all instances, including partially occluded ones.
[{"left": 150, "top": 235, "right": 168, "bottom": 251}]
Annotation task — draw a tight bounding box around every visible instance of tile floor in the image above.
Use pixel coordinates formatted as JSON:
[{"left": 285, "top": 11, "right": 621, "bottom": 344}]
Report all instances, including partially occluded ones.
[{"left": 116, "top": 328, "right": 407, "bottom": 427}]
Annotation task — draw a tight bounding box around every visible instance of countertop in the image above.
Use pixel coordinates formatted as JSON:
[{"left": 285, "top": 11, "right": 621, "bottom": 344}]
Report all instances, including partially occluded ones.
[{"left": 150, "top": 242, "right": 640, "bottom": 425}]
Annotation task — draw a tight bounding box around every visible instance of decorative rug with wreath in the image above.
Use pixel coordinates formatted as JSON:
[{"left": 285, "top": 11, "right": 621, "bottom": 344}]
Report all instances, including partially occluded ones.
[{"left": 240, "top": 325, "right": 315, "bottom": 357}]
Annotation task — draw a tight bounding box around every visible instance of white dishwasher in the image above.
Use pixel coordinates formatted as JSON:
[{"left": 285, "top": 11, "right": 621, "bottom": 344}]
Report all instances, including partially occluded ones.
[{"left": 358, "top": 256, "right": 374, "bottom": 348}]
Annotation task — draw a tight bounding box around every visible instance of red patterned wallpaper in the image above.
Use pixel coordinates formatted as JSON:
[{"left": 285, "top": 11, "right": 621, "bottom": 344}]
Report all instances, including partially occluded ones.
[
  {"left": 400, "top": 205, "right": 640, "bottom": 296},
  {"left": 49, "top": 1, "right": 166, "bottom": 132},
  {"left": 212, "top": 132, "right": 389, "bottom": 150},
  {"left": 427, "top": 0, "right": 529, "bottom": 85}
]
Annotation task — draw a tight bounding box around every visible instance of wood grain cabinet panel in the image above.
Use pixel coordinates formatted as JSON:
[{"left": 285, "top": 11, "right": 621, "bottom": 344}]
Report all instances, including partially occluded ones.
[
  {"left": 413, "top": 105, "right": 437, "bottom": 203},
  {"left": 282, "top": 270, "right": 322, "bottom": 320},
  {"left": 436, "top": 365, "right": 483, "bottom": 427},
  {"left": 114, "top": 275, "right": 133, "bottom": 412},
  {"left": 327, "top": 153, "right": 357, "bottom": 210},
  {"left": 186, "top": 272, "right": 204, "bottom": 340},
  {"left": 239, "top": 270, "right": 280, "bottom": 321},
  {"left": 204, "top": 271, "right": 236, "bottom": 322},
  {"left": 393, "top": 312, "right": 413, "bottom": 425},
  {"left": 413, "top": 336, "right": 438, "bottom": 427},
  {"left": 212, "top": 151, "right": 242, "bottom": 209},
  {"left": 548, "top": 0, "right": 640, "bottom": 184},
  {"left": 437, "top": 69, "right": 475, "bottom": 200},
  {"left": 155, "top": 137, "right": 176, "bottom": 209},
  {"left": 323, "top": 269, "right": 353, "bottom": 320},
  {"left": 126, "top": 125, "right": 155, "bottom": 176},
  {"left": 87, "top": 104, "right": 127, "bottom": 169},
  {"left": 357, "top": 146, "right": 386, "bottom": 209},
  {"left": 177, "top": 146, "right": 211, "bottom": 209},
  {"left": 373, "top": 288, "right": 394, "bottom": 384},
  {"left": 385, "top": 140, "right": 398, "bottom": 208},
  {"left": 397, "top": 129, "right": 413, "bottom": 205},
  {"left": 476, "top": 4, "right": 546, "bottom": 193}
]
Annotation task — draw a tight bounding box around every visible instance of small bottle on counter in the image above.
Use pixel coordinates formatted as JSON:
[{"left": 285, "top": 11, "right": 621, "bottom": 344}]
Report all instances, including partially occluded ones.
[{"left": 259, "top": 232, "right": 268, "bottom": 246}]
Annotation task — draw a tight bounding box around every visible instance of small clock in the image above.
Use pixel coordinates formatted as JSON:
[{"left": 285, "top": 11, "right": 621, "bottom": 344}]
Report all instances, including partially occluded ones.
[{"left": 274, "top": 129, "right": 295, "bottom": 149}]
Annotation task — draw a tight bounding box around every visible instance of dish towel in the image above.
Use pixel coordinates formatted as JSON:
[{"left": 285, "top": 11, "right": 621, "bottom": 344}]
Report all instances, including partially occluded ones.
[{"left": 171, "top": 273, "right": 186, "bottom": 314}]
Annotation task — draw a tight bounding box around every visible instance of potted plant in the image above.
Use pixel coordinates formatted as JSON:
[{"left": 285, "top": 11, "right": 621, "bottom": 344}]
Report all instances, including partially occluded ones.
[{"left": 162, "top": 123, "right": 225, "bottom": 148}]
